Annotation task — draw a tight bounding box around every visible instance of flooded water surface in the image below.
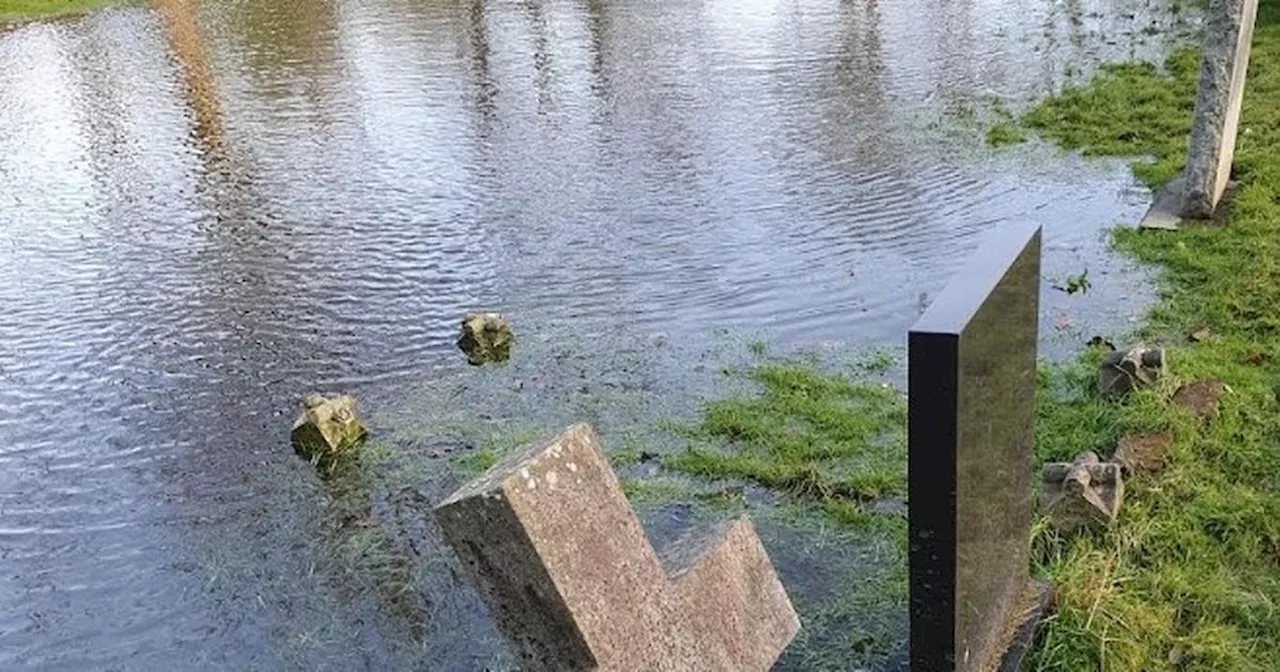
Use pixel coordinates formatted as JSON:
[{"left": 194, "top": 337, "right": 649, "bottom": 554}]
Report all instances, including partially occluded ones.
[{"left": 0, "top": 0, "right": 1191, "bottom": 669}]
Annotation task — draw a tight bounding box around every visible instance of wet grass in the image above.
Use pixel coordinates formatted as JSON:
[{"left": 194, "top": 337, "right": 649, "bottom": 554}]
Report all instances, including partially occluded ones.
[
  {"left": 665, "top": 356, "right": 906, "bottom": 506},
  {"left": 0, "top": 0, "right": 132, "bottom": 24},
  {"left": 997, "top": 6, "right": 1280, "bottom": 669},
  {"left": 654, "top": 350, "right": 911, "bottom": 667}
]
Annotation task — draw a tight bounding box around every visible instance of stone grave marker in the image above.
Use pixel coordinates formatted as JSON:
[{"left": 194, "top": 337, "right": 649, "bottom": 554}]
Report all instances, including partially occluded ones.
[
  {"left": 908, "top": 221, "right": 1053, "bottom": 671},
  {"left": 434, "top": 423, "right": 799, "bottom": 671},
  {"left": 1142, "top": 0, "right": 1259, "bottom": 228}
]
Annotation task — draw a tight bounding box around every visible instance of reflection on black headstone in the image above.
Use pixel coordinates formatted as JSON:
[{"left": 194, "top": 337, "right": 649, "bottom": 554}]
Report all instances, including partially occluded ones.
[{"left": 908, "top": 221, "right": 1051, "bottom": 671}]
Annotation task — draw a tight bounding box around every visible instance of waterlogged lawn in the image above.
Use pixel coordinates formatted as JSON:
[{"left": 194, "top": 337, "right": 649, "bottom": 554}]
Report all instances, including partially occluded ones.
[{"left": 993, "top": 4, "right": 1280, "bottom": 669}]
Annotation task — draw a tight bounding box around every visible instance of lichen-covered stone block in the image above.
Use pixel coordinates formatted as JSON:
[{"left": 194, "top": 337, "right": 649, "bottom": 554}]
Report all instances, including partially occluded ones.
[
  {"left": 433, "top": 423, "right": 799, "bottom": 671},
  {"left": 1042, "top": 452, "right": 1124, "bottom": 533},
  {"left": 290, "top": 393, "right": 367, "bottom": 476},
  {"left": 1099, "top": 346, "right": 1166, "bottom": 400},
  {"left": 457, "top": 312, "right": 514, "bottom": 365}
]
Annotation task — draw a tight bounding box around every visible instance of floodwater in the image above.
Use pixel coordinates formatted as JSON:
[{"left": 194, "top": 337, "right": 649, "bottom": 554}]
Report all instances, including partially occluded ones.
[{"left": 0, "top": 0, "right": 1192, "bottom": 669}]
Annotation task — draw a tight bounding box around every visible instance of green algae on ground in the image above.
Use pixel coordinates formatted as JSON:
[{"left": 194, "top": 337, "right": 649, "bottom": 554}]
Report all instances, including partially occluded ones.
[{"left": 999, "top": 6, "right": 1280, "bottom": 669}]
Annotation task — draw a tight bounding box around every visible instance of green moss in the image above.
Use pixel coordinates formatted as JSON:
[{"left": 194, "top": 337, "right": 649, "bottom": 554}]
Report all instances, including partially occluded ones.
[
  {"left": 0, "top": 0, "right": 134, "bottom": 23},
  {"left": 1004, "top": 7, "right": 1280, "bottom": 669}
]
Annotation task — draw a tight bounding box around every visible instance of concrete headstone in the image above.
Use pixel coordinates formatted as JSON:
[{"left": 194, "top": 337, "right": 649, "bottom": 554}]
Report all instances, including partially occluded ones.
[
  {"left": 434, "top": 423, "right": 799, "bottom": 671},
  {"left": 1142, "top": 0, "right": 1259, "bottom": 228}
]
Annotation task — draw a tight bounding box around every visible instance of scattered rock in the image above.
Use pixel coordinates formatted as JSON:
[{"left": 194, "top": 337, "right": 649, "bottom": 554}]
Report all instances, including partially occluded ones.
[
  {"left": 1172, "top": 380, "right": 1225, "bottom": 422},
  {"left": 1099, "top": 345, "right": 1166, "bottom": 400},
  {"left": 457, "top": 312, "right": 514, "bottom": 365},
  {"left": 1042, "top": 452, "right": 1124, "bottom": 533},
  {"left": 1113, "top": 432, "right": 1173, "bottom": 475},
  {"left": 1188, "top": 325, "right": 1212, "bottom": 342},
  {"left": 291, "top": 393, "right": 368, "bottom": 476},
  {"left": 1086, "top": 335, "right": 1117, "bottom": 351}
]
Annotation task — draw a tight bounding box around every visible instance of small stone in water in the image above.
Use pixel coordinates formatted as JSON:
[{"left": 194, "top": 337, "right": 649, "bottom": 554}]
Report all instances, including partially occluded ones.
[
  {"left": 291, "top": 393, "right": 368, "bottom": 477},
  {"left": 457, "top": 312, "right": 514, "bottom": 365}
]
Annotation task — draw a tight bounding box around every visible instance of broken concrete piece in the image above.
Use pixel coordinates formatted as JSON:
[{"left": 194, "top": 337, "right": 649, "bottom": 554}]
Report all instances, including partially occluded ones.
[
  {"left": 1099, "top": 345, "right": 1166, "bottom": 400},
  {"left": 434, "top": 423, "right": 800, "bottom": 671},
  {"left": 1042, "top": 452, "right": 1124, "bottom": 533},
  {"left": 1172, "top": 380, "right": 1225, "bottom": 422},
  {"left": 291, "top": 393, "right": 368, "bottom": 476},
  {"left": 1113, "top": 432, "right": 1174, "bottom": 475},
  {"left": 457, "top": 312, "right": 513, "bottom": 365}
]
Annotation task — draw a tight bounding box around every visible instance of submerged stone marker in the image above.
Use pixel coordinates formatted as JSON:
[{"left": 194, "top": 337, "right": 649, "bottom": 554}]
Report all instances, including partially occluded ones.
[
  {"left": 434, "top": 423, "right": 799, "bottom": 671},
  {"left": 1141, "top": 0, "right": 1259, "bottom": 228},
  {"left": 457, "top": 312, "right": 514, "bottom": 365},
  {"left": 909, "top": 221, "right": 1053, "bottom": 672},
  {"left": 291, "top": 393, "right": 368, "bottom": 477}
]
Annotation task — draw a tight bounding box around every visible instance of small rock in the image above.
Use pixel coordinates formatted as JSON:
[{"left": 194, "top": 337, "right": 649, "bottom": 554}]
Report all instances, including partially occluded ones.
[
  {"left": 1188, "top": 326, "right": 1212, "bottom": 342},
  {"left": 1172, "top": 380, "right": 1224, "bottom": 422},
  {"left": 457, "top": 312, "right": 514, "bottom": 365},
  {"left": 1054, "top": 313, "right": 1076, "bottom": 331},
  {"left": 1042, "top": 452, "right": 1124, "bottom": 533},
  {"left": 1086, "top": 335, "right": 1117, "bottom": 351},
  {"left": 1113, "top": 432, "right": 1173, "bottom": 475},
  {"left": 1099, "top": 345, "right": 1166, "bottom": 400},
  {"left": 291, "top": 393, "right": 368, "bottom": 477}
]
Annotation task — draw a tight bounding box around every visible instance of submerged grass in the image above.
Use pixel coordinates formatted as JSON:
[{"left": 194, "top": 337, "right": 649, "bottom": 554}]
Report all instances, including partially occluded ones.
[
  {"left": 1004, "top": 6, "right": 1280, "bottom": 669},
  {"left": 665, "top": 357, "right": 906, "bottom": 507}
]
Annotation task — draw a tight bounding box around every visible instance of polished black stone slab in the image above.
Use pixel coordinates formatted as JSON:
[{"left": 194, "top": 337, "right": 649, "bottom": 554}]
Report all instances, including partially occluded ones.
[{"left": 908, "top": 221, "right": 1047, "bottom": 672}]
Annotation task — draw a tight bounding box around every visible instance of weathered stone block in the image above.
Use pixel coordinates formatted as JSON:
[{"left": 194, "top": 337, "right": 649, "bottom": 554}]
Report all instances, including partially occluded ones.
[
  {"left": 1099, "top": 345, "right": 1166, "bottom": 400},
  {"left": 1042, "top": 452, "right": 1124, "bottom": 534},
  {"left": 291, "top": 393, "right": 368, "bottom": 477},
  {"left": 1183, "top": 0, "right": 1259, "bottom": 219},
  {"left": 457, "top": 312, "right": 514, "bottom": 365},
  {"left": 433, "top": 424, "right": 799, "bottom": 671}
]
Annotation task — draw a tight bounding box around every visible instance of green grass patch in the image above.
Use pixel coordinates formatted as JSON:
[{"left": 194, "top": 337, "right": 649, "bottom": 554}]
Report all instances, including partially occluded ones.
[
  {"left": 0, "top": 0, "right": 134, "bottom": 23},
  {"left": 666, "top": 359, "right": 906, "bottom": 512},
  {"left": 1002, "top": 7, "right": 1280, "bottom": 669}
]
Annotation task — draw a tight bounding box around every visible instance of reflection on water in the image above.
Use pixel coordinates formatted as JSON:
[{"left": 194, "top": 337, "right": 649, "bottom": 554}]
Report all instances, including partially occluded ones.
[{"left": 0, "top": 0, "right": 1189, "bottom": 668}]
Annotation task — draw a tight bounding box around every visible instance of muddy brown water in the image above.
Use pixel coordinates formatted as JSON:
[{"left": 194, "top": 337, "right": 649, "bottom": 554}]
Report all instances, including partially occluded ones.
[{"left": 0, "top": 0, "right": 1192, "bottom": 669}]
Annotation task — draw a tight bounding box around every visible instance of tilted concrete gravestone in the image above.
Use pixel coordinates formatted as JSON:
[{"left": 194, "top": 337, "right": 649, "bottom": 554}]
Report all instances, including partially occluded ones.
[
  {"left": 908, "top": 221, "right": 1053, "bottom": 671},
  {"left": 1142, "top": 0, "right": 1259, "bottom": 228},
  {"left": 434, "top": 423, "right": 799, "bottom": 671}
]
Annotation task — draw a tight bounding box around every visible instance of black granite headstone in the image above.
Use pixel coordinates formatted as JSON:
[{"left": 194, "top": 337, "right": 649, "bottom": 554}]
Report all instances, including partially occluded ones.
[{"left": 908, "top": 221, "right": 1052, "bottom": 672}]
